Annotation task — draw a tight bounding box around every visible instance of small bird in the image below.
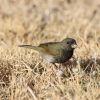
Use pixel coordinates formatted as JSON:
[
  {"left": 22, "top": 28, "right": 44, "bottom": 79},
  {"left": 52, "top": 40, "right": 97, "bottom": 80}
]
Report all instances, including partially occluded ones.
[{"left": 18, "top": 38, "right": 77, "bottom": 64}]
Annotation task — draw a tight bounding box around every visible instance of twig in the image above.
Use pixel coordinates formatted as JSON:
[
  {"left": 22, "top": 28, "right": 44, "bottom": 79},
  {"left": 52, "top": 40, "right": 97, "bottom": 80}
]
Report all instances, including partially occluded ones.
[{"left": 27, "top": 86, "right": 38, "bottom": 100}]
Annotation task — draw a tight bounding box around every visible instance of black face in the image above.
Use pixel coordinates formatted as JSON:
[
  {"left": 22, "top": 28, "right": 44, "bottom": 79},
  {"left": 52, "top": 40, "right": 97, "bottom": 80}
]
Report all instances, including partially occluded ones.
[
  {"left": 62, "top": 38, "right": 77, "bottom": 49},
  {"left": 66, "top": 38, "right": 77, "bottom": 45}
]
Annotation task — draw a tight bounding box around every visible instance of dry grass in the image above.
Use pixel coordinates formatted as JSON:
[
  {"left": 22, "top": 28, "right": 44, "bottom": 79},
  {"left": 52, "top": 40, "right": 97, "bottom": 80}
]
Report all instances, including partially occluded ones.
[{"left": 0, "top": 0, "right": 100, "bottom": 100}]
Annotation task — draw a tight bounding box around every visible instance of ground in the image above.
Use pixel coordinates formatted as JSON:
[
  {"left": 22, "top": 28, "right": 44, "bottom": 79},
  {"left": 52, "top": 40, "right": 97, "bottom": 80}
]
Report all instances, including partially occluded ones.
[{"left": 0, "top": 0, "right": 100, "bottom": 100}]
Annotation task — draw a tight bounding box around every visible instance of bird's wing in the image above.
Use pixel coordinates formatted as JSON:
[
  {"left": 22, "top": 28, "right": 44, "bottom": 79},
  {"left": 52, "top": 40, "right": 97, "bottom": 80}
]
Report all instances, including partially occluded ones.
[{"left": 38, "top": 42, "right": 63, "bottom": 56}]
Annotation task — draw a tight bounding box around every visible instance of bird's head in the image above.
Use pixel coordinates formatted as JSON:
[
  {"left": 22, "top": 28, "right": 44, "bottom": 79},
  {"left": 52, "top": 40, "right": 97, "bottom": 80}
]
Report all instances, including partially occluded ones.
[{"left": 62, "top": 38, "right": 77, "bottom": 49}]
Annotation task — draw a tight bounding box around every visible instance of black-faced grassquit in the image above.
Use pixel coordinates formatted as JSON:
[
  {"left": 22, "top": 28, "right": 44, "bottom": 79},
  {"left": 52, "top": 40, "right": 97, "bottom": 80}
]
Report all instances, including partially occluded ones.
[{"left": 18, "top": 38, "right": 77, "bottom": 64}]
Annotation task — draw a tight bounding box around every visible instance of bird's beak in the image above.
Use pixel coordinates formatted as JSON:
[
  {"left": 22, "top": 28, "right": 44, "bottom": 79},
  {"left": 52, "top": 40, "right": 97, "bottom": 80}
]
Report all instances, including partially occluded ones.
[{"left": 71, "top": 43, "right": 77, "bottom": 48}]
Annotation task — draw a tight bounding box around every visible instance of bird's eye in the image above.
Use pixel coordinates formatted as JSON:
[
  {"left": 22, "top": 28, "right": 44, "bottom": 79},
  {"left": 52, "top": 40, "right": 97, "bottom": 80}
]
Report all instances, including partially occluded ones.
[{"left": 67, "top": 41, "right": 70, "bottom": 44}]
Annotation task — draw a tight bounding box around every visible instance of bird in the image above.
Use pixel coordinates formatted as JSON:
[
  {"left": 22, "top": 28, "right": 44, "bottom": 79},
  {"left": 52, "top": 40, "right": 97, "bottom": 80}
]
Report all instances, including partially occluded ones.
[{"left": 18, "top": 38, "right": 77, "bottom": 64}]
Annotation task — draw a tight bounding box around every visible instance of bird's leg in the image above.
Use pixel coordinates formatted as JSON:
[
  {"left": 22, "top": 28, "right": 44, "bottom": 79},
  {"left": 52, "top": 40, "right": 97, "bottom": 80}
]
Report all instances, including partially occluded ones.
[
  {"left": 52, "top": 63, "right": 58, "bottom": 69},
  {"left": 52, "top": 63, "right": 64, "bottom": 76},
  {"left": 50, "top": 63, "right": 58, "bottom": 73},
  {"left": 72, "top": 56, "right": 77, "bottom": 61}
]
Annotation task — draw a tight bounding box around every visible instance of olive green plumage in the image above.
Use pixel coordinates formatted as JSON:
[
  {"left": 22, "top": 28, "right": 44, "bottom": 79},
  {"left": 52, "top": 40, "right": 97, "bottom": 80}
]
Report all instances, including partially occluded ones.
[{"left": 18, "top": 38, "right": 77, "bottom": 63}]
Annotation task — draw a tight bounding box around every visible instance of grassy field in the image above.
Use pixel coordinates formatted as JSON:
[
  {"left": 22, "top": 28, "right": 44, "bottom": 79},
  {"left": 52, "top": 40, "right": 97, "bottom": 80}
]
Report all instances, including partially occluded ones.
[{"left": 0, "top": 0, "right": 100, "bottom": 100}]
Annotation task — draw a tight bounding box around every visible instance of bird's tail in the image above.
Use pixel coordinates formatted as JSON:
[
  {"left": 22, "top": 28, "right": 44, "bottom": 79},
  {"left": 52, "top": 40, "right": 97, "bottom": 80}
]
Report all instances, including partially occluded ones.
[{"left": 18, "top": 45, "right": 40, "bottom": 51}]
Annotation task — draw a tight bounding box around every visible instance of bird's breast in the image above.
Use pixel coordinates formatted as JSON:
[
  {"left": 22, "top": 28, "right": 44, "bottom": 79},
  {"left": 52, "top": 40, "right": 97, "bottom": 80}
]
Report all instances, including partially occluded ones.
[{"left": 54, "top": 49, "right": 74, "bottom": 63}]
